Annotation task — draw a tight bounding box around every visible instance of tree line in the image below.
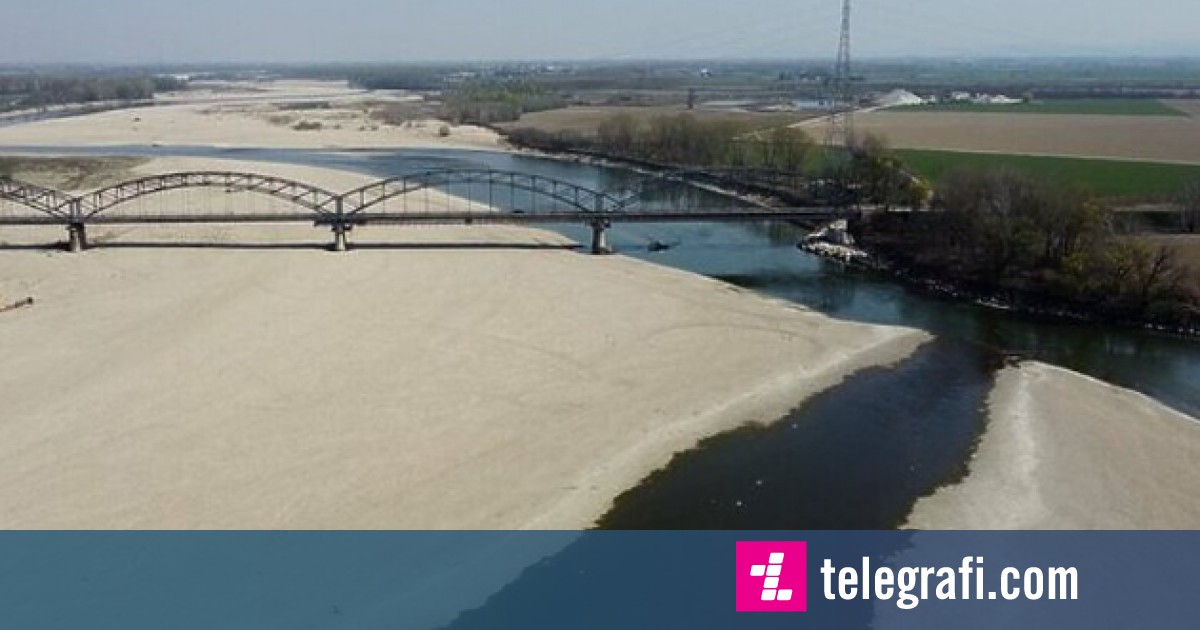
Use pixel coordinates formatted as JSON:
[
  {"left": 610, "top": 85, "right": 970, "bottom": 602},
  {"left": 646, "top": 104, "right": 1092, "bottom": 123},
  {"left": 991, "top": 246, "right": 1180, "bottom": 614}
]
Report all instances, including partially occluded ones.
[
  {"left": 348, "top": 69, "right": 452, "bottom": 92},
  {"left": 508, "top": 112, "right": 925, "bottom": 208},
  {"left": 858, "top": 168, "right": 1198, "bottom": 329},
  {"left": 443, "top": 81, "right": 566, "bottom": 125},
  {"left": 0, "top": 75, "right": 185, "bottom": 112},
  {"left": 510, "top": 112, "right": 819, "bottom": 173}
]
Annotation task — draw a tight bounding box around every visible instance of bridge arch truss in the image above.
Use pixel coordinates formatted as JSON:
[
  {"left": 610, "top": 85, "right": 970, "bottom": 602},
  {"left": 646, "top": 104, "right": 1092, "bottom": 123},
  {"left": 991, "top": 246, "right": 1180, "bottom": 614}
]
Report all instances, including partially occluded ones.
[
  {"left": 0, "top": 179, "right": 75, "bottom": 221},
  {"left": 77, "top": 172, "right": 343, "bottom": 219},
  {"left": 340, "top": 169, "right": 623, "bottom": 215}
]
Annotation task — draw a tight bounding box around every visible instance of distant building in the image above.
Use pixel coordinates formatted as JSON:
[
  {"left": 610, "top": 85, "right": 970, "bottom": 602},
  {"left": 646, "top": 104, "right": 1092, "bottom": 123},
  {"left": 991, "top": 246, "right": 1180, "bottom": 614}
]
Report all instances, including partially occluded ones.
[
  {"left": 876, "top": 89, "right": 926, "bottom": 108},
  {"left": 444, "top": 71, "right": 479, "bottom": 85},
  {"left": 974, "top": 94, "right": 1023, "bottom": 105}
]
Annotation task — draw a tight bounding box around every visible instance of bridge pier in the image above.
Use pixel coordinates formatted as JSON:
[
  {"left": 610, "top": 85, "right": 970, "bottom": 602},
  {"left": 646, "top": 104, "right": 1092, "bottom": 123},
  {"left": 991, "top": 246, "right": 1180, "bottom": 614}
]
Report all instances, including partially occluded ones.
[
  {"left": 66, "top": 223, "right": 88, "bottom": 253},
  {"left": 331, "top": 223, "right": 351, "bottom": 252},
  {"left": 589, "top": 220, "right": 611, "bottom": 255}
]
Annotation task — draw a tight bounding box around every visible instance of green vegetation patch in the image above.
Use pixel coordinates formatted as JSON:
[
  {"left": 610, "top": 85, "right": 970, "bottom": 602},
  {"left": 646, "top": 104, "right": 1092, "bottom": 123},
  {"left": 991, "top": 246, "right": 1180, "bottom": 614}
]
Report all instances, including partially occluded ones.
[
  {"left": 444, "top": 81, "right": 566, "bottom": 125},
  {"left": 0, "top": 75, "right": 184, "bottom": 114},
  {"left": 894, "top": 99, "right": 1188, "bottom": 117},
  {"left": 897, "top": 149, "right": 1200, "bottom": 200},
  {"left": 505, "top": 106, "right": 816, "bottom": 138}
]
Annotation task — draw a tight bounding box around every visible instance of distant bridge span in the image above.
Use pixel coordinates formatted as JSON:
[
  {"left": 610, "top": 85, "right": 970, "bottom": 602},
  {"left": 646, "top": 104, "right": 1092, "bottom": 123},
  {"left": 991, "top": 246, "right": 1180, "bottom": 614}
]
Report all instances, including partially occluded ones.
[{"left": 0, "top": 168, "right": 848, "bottom": 253}]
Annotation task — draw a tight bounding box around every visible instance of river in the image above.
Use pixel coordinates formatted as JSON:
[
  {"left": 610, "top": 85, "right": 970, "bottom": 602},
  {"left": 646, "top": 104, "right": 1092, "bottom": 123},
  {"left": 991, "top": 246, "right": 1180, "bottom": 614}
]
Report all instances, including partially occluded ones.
[{"left": 6, "top": 144, "right": 1200, "bottom": 528}]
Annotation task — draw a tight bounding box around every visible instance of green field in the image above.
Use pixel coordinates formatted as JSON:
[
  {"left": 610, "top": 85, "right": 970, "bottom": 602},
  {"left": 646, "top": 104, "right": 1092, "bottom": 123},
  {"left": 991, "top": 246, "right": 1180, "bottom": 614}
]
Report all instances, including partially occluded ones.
[
  {"left": 894, "top": 98, "right": 1188, "bottom": 117},
  {"left": 896, "top": 149, "right": 1200, "bottom": 200}
]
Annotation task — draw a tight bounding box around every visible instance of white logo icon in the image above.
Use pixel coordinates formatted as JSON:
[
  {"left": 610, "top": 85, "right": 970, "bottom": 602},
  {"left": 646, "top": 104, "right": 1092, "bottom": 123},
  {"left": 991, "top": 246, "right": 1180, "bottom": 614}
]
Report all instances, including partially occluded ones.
[{"left": 750, "top": 553, "right": 794, "bottom": 601}]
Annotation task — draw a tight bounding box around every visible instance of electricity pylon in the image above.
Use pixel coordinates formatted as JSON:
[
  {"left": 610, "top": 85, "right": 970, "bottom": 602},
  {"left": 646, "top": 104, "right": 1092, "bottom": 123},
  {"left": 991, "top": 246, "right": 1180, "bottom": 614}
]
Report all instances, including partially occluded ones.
[{"left": 826, "top": 0, "right": 855, "bottom": 150}]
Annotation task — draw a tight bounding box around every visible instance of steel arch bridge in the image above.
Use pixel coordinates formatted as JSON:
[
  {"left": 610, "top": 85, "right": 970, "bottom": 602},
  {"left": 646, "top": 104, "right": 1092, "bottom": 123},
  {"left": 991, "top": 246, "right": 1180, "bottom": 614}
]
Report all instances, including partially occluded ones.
[{"left": 0, "top": 168, "right": 845, "bottom": 253}]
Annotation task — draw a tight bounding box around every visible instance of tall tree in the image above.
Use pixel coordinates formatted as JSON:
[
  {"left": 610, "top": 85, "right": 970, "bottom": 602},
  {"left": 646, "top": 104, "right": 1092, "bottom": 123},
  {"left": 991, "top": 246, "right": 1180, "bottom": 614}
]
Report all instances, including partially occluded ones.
[{"left": 1180, "top": 177, "right": 1200, "bottom": 234}]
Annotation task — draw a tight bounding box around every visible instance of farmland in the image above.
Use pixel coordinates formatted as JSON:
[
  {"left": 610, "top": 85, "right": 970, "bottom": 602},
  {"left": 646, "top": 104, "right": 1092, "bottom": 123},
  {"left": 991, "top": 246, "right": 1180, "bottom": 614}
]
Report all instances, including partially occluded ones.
[
  {"left": 896, "top": 149, "right": 1200, "bottom": 200},
  {"left": 855, "top": 102, "right": 1200, "bottom": 165},
  {"left": 893, "top": 98, "right": 1187, "bottom": 117}
]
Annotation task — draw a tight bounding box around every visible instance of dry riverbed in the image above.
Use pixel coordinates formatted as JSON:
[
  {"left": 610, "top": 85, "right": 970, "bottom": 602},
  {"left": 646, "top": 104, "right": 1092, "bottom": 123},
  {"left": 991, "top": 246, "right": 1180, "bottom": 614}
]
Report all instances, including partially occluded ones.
[{"left": 0, "top": 156, "right": 927, "bottom": 529}]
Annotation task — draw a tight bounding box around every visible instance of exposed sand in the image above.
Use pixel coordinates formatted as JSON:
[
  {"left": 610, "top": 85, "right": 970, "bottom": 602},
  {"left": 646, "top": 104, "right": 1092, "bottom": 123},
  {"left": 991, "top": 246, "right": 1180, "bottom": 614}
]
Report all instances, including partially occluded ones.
[
  {"left": 852, "top": 104, "right": 1200, "bottom": 164},
  {"left": 0, "top": 156, "right": 927, "bottom": 530},
  {"left": 0, "top": 80, "right": 503, "bottom": 152},
  {"left": 154, "top": 79, "right": 370, "bottom": 104},
  {"left": 906, "top": 362, "right": 1200, "bottom": 530}
]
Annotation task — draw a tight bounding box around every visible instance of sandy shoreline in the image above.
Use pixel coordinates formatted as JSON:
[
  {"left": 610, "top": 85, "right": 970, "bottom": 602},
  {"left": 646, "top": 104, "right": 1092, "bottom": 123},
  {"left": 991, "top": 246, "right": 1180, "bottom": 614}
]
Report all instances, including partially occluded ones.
[
  {"left": 0, "top": 155, "right": 929, "bottom": 529},
  {"left": 906, "top": 361, "right": 1200, "bottom": 530}
]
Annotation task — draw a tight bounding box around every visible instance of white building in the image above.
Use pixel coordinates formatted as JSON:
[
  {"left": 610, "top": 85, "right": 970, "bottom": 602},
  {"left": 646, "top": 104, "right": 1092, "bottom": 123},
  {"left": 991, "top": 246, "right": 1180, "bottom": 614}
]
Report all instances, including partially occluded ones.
[{"left": 877, "top": 89, "right": 926, "bottom": 108}]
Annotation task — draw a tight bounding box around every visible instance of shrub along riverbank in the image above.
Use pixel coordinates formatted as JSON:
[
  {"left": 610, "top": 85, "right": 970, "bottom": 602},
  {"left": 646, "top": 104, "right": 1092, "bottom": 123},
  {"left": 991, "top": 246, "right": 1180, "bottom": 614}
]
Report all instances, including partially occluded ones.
[{"left": 855, "top": 169, "right": 1200, "bottom": 334}]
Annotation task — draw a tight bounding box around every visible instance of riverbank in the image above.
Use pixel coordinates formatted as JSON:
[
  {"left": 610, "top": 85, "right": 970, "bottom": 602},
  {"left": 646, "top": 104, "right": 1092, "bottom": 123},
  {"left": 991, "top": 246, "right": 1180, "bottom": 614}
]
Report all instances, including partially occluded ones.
[
  {"left": 0, "top": 155, "right": 928, "bottom": 529},
  {"left": 830, "top": 247, "right": 1200, "bottom": 341},
  {"left": 500, "top": 131, "right": 1200, "bottom": 339},
  {"left": 855, "top": 245, "right": 1200, "bottom": 340},
  {"left": 500, "top": 133, "right": 818, "bottom": 208},
  {"left": 906, "top": 361, "right": 1200, "bottom": 529}
]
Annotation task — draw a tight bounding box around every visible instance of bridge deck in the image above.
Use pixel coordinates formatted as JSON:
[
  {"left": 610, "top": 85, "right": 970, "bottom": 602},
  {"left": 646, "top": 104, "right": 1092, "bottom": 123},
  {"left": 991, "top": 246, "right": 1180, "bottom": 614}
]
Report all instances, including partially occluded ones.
[{"left": 0, "top": 208, "right": 843, "bottom": 227}]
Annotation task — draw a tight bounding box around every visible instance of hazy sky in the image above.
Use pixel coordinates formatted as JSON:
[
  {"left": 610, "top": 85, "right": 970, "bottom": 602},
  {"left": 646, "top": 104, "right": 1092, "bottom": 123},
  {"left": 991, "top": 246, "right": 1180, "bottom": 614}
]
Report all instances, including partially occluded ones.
[{"left": 1, "top": 0, "right": 1196, "bottom": 64}]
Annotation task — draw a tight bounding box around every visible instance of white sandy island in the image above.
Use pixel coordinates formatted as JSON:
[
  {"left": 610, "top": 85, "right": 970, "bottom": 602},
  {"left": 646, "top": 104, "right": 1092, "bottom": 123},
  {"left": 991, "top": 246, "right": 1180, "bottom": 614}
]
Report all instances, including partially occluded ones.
[{"left": 906, "top": 362, "right": 1200, "bottom": 530}]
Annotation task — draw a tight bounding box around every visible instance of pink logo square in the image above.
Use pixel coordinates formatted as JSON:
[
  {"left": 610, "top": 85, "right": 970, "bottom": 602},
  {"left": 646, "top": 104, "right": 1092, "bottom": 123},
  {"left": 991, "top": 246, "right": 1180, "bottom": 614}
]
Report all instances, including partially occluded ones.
[{"left": 736, "top": 541, "right": 807, "bottom": 612}]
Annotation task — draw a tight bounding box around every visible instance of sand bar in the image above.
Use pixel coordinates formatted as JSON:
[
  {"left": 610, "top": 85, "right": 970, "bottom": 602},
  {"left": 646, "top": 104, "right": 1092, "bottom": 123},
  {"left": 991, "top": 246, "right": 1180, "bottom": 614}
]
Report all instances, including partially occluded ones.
[{"left": 906, "top": 362, "right": 1200, "bottom": 530}]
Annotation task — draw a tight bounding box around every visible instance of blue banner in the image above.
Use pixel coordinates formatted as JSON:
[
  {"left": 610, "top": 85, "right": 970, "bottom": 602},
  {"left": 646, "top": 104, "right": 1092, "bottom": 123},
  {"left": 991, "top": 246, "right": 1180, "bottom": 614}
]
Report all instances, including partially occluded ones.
[{"left": 0, "top": 532, "right": 1193, "bottom": 629}]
